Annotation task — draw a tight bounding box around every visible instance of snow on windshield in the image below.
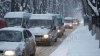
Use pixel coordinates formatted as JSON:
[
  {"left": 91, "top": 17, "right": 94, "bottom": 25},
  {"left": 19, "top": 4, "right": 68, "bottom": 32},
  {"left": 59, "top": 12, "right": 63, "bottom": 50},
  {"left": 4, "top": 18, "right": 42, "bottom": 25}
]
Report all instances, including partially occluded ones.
[
  {"left": 0, "top": 31, "right": 22, "bottom": 42},
  {"left": 29, "top": 20, "right": 52, "bottom": 28},
  {"left": 4, "top": 18, "right": 22, "bottom": 27}
]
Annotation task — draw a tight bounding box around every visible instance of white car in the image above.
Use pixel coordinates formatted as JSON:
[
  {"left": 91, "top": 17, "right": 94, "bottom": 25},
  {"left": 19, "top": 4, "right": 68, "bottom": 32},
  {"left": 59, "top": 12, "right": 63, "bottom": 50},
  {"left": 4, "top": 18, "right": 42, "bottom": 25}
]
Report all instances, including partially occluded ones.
[
  {"left": 64, "top": 17, "right": 73, "bottom": 29},
  {"left": 0, "top": 27, "right": 36, "bottom": 56},
  {"left": 28, "top": 14, "right": 58, "bottom": 46}
]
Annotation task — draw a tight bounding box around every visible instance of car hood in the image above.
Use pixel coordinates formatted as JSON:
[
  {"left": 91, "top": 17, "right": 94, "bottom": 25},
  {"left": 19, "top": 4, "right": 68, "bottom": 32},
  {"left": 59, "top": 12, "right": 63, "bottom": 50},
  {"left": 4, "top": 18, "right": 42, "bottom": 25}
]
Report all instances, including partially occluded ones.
[
  {"left": 64, "top": 23, "right": 72, "bottom": 25},
  {"left": 29, "top": 27, "right": 50, "bottom": 35},
  {"left": 14, "top": 26, "right": 21, "bottom": 28},
  {"left": 0, "top": 42, "right": 22, "bottom": 50}
]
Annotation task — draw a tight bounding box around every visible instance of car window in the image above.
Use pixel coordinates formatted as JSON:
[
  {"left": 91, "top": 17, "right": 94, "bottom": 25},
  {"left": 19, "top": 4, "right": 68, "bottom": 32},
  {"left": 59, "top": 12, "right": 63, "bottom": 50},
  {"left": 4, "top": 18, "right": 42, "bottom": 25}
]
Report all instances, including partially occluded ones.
[
  {"left": 23, "top": 30, "right": 29, "bottom": 39},
  {"left": 25, "top": 30, "right": 32, "bottom": 37},
  {"left": 0, "top": 31, "right": 22, "bottom": 42}
]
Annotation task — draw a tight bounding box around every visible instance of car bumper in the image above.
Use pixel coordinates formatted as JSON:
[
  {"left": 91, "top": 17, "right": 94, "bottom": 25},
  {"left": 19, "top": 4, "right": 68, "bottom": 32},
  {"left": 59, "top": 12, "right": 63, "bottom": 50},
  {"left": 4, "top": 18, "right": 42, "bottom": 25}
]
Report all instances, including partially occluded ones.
[
  {"left": 35, "top": 37, "right": 50, "bottom": 42},
  {"left": 64, "top": 25, "right": 73, "bottom": 28}
]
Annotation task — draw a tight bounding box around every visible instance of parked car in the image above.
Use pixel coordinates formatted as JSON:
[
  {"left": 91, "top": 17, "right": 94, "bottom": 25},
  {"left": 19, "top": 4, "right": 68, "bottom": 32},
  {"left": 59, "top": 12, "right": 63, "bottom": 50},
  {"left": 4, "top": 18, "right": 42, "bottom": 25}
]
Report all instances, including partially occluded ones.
[
  {"left": 0, "top": 27, "right": 36, "bottom": 56},
  {"left": 64, "top": 17, "right": 73, "bottom": 29},
  {"left": 0, "top": 18, "right": 8, "bottom": 29},
  {"left": 4, "top": 12, "right": 32, "bottom": 28},
  {"left": 28, "top": 14, "right": 58, "bottom": 46},
  {"left": 55, "top": 14, "right": 65, "bottom": 38}
]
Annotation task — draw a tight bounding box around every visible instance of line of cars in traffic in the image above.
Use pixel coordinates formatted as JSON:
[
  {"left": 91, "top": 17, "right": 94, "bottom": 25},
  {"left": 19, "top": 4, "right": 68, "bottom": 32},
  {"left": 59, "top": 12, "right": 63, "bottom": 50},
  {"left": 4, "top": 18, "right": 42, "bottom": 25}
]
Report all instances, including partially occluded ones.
[
  {"left": 63, "top": 17, "right": 79, "bottom": 29},
  {"left": 0, "top": 12, "right": 66, "bottom": 56}
]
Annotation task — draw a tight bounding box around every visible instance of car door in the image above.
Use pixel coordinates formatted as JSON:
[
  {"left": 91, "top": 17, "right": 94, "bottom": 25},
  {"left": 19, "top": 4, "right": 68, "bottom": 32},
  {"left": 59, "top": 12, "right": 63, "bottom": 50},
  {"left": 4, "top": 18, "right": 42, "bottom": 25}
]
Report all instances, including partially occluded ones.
[
  {"left": 52, "top": 19, "right": 57, "bottom": 39},
  {"left": 23, "top": 30, "right": 31, "bottom": 55},
  {"left": 25, "top": 30, "right": 34, "bottom": 51}
]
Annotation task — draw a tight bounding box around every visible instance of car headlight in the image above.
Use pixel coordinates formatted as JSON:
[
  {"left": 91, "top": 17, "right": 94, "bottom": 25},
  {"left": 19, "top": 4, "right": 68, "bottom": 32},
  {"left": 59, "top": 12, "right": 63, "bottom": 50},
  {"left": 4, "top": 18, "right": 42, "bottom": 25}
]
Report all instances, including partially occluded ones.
[
  {"left": 4, "top": 51, "right": 15, "bottom": 56},
  {"left": 70, "top": 24, "right": 72, "bottom": 26},
  {"left": 63, "top": 24, "right": 66, "bottom": 26},
  {"left": 57, "top": 29, "right": 61, "bottom": 33},
  {"left": 44, "top": 34, "right": 49, "bottom": 39},
  {"left": 80, "top": 21, "right": 83, "bottom": 23},
  {"left": 75, "top": 23, "right": 77, "bottom": 25}
]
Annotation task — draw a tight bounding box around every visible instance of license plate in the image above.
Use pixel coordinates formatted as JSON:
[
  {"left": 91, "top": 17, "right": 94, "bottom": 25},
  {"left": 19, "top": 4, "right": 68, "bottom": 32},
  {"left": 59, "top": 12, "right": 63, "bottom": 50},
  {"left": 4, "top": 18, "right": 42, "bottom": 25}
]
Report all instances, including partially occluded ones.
[{"left": 35, "top": 37, "right": 42, "bottom": 41}]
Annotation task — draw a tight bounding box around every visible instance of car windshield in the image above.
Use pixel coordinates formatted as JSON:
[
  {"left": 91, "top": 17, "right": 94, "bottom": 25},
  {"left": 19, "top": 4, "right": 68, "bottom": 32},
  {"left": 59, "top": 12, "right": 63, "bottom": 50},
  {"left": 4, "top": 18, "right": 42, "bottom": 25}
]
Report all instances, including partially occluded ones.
[
  {"left": 29, "top": 20, "right": 52, "bottom": 28},
  {"left": 64, "top": 20, "right": 72, "bottom": 23},
  {"left": 58, "top": 19, "right": 62, "bottom": 26},
  {"left": 73, "top": 20, "right": 77, "bottom": 23},
  {"left": 4, "top": 18, "right": 22, "bottom": 27},
  {"left": 0, "top": 31, "right": 22, "bottom": 42}
]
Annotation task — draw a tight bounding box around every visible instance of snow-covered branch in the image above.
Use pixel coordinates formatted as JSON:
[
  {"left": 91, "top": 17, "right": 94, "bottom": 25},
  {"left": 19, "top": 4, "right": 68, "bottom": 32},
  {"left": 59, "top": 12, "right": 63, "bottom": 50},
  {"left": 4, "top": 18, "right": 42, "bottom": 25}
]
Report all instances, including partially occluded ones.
[{"left": 87, "top": 0, "right": 99, "bottom": 15}]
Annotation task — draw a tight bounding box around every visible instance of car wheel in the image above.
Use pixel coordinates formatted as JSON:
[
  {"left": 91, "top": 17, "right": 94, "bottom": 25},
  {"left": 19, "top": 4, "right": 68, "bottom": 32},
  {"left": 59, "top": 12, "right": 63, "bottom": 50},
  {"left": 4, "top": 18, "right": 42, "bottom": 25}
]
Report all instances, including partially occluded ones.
[
  {"left": 22, "top": 51, "right": 25, "bottom": 56},
  {"left": 30, "top": 45, "right": 36, "bottom": 56},
  {"left": 64, "top": 29, "right": 65, "bottom": 32},
  {"left": 62, "top": 32, "right": 64, "bottom": 36},
  {"left": 30, "top": 52, "right": 35, "bottom": 56}
]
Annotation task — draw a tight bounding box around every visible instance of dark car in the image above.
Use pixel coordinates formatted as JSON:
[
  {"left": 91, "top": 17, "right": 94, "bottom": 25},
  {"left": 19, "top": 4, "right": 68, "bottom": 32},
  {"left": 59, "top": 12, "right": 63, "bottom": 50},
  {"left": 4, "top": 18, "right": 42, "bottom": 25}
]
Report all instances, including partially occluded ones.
[{"left": 0, "top": 18, "right": 8, "bottom": 29}]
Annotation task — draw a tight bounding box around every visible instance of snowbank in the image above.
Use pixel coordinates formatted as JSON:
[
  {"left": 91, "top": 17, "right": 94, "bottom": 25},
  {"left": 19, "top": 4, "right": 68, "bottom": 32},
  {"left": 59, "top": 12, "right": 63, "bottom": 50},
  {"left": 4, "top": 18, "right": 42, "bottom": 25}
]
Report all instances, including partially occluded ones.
[{"left": 50, "top": 24, "right": 100, "bottom": 56}]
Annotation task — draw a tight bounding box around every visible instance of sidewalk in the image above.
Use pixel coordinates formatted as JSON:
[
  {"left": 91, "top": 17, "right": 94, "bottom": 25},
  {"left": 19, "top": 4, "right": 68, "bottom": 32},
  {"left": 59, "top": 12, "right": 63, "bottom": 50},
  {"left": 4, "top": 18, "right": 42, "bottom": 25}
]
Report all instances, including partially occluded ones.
[
  {"left": 67, "top": 24, "right": 100, "bottom": 56},
  {"left": 50, "top": 24, "right": 100, "bottom": 56}
]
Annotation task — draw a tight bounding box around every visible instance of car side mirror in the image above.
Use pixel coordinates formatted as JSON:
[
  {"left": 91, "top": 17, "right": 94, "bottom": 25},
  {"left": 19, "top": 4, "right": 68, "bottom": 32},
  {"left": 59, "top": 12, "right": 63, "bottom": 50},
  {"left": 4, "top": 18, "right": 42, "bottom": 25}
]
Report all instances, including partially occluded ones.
[
  {"left": 62, "top": 23, "right": 64, "bottom": 25},
  {"left": 52, "top": 26, "right": 56, "bottom": 30},
  {"left": 22, "top": 23, "right": 26, "bottom": 28}
]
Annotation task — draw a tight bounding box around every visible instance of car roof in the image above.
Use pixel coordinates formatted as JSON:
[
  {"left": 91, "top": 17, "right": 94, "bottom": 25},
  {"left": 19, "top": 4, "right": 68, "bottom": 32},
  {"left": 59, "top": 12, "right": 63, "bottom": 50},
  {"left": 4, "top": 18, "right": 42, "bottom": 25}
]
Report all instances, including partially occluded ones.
[
  {"left": 4, "top": 12, "right": 28, "bottom": 18},
  {"left": 30, "top": 14, "right": 55, "bottom": 20},
  {"left": 64, "top": 17, "right": 72, "bottom": 20},
  {"left": 0, "top": 27, "right": 25, "bottom": 32}
]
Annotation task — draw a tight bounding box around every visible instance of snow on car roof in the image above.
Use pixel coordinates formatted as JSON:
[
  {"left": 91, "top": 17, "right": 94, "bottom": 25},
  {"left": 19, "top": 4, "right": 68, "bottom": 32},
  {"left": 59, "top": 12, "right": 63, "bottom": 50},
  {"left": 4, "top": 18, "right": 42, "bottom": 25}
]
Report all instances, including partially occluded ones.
[
  {"left": 0, "top": 27, "right": 25, "bottom": 32},
  {"left": 30, "top": 14, "right": 55, "bottom": 20},
  {"left": 4, "top": 12, "right": 27, "bottom": 18},
  {"left": 64, "top": 17, "right": 72, "bottom": 20}
]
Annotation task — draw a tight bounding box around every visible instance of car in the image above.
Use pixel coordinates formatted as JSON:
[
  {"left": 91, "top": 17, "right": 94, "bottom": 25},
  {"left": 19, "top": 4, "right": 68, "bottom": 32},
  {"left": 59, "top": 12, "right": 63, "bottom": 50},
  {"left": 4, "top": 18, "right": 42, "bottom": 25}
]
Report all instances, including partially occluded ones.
[
  {"left": 72, "top": 18, "right": 79, "bottom": 25},
  {"left": 64, "top": 17, "right": 73, "bottom": 29},
  {"left": 0, "top": 27, "right": 36, "bottom": 56},
  {"left": 28, "top": 14, "right": 58, "bottom": 46},
  {"left": 4, "top": 12, "right": 32, "bottom": 28},
  {"left": 55, "top": 14, "right": 65, "bottom": 38},
  {"left": 0, "top": 18, "right": 8, "bottom": 29}
]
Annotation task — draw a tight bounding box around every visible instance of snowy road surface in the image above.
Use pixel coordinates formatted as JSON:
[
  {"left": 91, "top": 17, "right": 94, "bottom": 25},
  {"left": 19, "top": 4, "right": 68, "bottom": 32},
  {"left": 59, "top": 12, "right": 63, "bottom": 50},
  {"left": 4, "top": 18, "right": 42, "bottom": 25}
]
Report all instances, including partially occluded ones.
[
  {"left": 51, "top": 24, "right": 100, "bottom": 56},
  {"left": 35, "top": 26, "right": 78, "bottom": 56}
]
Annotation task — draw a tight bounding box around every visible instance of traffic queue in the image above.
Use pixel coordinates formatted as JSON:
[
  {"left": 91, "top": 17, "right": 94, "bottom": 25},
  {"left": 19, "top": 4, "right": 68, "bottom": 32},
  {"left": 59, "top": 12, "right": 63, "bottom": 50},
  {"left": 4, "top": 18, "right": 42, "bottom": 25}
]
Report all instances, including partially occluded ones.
[
  {"left": 0, "top": 11, "right": 70, "bottom": 56},
  {"left": 0, "top": 11, "right": 80, "bottom": 56}
]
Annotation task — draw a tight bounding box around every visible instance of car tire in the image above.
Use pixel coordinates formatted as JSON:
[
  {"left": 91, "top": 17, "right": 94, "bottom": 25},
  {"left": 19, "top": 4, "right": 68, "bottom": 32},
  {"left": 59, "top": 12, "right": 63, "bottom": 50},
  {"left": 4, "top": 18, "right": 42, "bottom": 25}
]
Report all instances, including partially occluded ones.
[
  {"left": 22, "top": 51, "right": 26, "bottom": 56},
  {"left": 64, "top": 29, "right": 65, "bottom": 32},
  {"left": 62, "top": 32, "right": 64, "bottom": 36},
  {"left": 30, "top": 45, "right": 36, "bottom": 56},
  {"left": 30, "top": 52, "right": 35, "bottom": 56}
]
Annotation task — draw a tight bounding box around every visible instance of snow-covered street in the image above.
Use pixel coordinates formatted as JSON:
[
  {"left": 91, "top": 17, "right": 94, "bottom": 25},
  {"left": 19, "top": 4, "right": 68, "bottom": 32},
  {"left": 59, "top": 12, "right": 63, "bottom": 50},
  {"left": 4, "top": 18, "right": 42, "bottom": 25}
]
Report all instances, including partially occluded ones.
[
  {"left": 0, "top": 0, "right": 100, "bottom": 56},
  {"left": 50, "top": 24, "right": 100, "bottom": 56}
]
